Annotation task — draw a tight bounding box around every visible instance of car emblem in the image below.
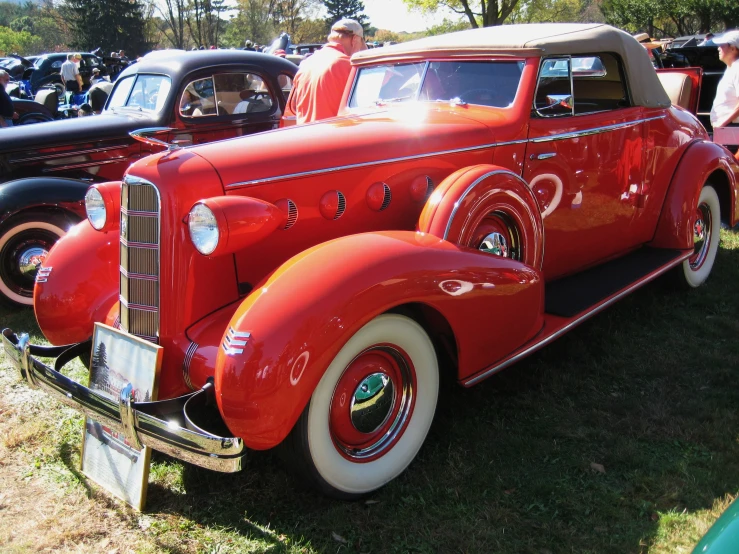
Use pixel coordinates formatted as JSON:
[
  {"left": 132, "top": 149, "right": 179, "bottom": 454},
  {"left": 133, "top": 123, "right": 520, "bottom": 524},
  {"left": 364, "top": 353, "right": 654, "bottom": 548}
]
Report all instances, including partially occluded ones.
[{"left": 221, "top": 327, "right": 250, "bottom": 355}]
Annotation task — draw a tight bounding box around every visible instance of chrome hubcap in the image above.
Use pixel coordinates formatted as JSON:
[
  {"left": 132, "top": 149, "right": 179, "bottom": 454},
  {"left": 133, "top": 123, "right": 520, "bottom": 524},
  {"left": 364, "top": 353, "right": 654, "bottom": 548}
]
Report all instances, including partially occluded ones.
[
  {"left": 329, "top": 346, "right": 415, "bottom": 461},
  {"left": 18, "top": 246, "right": 48, "bottom": 278},
  {"left": 479, "top": 232, "right": 509, "bottom": 257},
  {"left": 690, "top": 203, "right": 712, "bottom": 270},
  {"left": 350, "top": 373, "right": 395, "bottom": 433}
]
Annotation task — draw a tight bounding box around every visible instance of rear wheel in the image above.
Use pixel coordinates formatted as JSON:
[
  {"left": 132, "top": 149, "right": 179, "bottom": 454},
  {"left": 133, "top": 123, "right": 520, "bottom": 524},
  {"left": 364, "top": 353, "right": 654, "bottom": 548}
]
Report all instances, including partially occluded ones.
[
  {"left": 0, "top": 214, "right": 69, "bottom": 307},
  {"left": 679, "top": 184, "right": 720, "bottom": 288},
  {"left": 283, "top": 314, "right": 439, "bottom": 499}
]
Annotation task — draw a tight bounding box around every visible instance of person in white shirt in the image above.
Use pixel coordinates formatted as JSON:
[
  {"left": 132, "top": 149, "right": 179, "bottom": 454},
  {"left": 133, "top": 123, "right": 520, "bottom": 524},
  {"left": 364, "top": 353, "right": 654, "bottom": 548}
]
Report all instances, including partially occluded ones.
[
  {"left": 60, "top": 53, "right": 83, "bottom": 93},
  {"left": 710, "top": 30, "right": 739, "bottom": 128}
]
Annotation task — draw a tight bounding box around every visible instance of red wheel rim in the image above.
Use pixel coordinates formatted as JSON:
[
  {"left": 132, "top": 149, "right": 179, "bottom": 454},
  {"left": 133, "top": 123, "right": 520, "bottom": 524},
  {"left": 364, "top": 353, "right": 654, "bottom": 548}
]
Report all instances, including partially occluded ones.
[{"left": 329, "top": 345, "right": 416, "bottom": 462}]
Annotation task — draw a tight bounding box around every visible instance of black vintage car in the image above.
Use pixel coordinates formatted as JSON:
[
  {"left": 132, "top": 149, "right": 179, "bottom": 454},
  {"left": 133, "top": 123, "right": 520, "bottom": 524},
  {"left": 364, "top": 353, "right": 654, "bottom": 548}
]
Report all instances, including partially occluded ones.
[
  {"left": 0, "top": 49, "right": 297, "bottom": 307},
  {"left": 661, "top": 41, "right": 724, "bottom": 129}
]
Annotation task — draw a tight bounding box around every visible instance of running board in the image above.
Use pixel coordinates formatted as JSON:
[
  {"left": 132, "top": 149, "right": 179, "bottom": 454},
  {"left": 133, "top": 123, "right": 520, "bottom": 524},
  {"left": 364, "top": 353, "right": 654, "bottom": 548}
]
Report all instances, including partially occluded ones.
[{"left": 462, "top": 248, "right": 691, "bottom": 387}]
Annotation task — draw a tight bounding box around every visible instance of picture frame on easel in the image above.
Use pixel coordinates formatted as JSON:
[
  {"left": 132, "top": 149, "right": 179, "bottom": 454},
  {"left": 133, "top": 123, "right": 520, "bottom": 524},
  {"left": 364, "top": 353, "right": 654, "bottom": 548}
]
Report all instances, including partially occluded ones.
[{"left": 80, "top": 323, "right": 162, "bottom": 511}]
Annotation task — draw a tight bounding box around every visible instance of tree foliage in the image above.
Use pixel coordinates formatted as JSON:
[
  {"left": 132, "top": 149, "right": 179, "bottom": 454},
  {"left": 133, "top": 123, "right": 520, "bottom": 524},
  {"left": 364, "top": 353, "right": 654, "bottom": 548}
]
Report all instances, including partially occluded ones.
[
  {"left": 601, "top": 0, "right": 739, "bottom": 36},
  {"left": 403, "top": 0, "right": 522, "bottom": 27},
  {"left": 62, "top": 0, "right": 150, "bottom": 56},
  {"left": 0, "top": 25, "right": 40, "bottom": 55},
  {"left": 323, "top": 0, "right": 369, "bottom": 30}
]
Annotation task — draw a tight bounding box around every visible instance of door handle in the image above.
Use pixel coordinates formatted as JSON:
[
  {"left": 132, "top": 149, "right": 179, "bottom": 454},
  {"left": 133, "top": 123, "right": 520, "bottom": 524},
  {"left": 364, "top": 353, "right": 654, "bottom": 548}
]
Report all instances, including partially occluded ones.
[{"left": 530, "top": 152, "right": 557, "bottom": 161}]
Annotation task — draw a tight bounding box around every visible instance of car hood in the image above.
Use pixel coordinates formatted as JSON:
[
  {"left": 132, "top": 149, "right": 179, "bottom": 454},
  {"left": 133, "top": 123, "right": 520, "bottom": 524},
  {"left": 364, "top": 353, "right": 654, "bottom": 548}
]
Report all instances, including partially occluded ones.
[
  {"left": 0, "top": 110, "right": 160, "bottom": 154},
  {"left": 189, "top": 107, "right": 502, "bottom": 188}
]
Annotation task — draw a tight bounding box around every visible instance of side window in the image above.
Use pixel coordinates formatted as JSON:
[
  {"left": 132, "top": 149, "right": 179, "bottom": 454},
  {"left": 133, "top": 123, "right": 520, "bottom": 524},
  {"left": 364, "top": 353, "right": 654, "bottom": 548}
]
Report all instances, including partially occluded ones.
[
  {"left": 534, "top": 57, "right": 573, "bottom": 117},
  {"left": 534, "top": 54, "right": 629, "bottom": 117},
  {"left": 180, "top": 77, "right": 216, "bottom": 117},
  {"left": 572, "top": 53, "right": 628, "bottom": 114},
  {"left": 50, "top": 60, "right": 63, "bottom": 70},
  {"left": 278, "top": 73, "right": 293, "bottom": 102},
  {"left": 221, "top": 73, "right": 274, "bottom": 115}
]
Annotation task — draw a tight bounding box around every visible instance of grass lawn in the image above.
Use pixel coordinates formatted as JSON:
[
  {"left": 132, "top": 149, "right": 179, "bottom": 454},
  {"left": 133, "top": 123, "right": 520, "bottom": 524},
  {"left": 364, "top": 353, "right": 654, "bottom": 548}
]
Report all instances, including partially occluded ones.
[{"left": 1, "top": 230, "right": 738, "bottom": 553}]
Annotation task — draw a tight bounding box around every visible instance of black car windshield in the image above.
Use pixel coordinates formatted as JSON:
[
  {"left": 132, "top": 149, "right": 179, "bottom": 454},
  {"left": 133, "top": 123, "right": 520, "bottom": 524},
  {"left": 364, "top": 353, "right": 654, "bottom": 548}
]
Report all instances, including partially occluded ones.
[{"left": 107, "top": 74, "right": 172, "bottom": 112}]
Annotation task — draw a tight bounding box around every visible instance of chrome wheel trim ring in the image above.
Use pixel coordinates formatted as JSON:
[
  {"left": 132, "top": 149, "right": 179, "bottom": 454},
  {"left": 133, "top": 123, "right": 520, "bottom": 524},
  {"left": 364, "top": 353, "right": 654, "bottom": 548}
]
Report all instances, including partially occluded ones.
[{"left": 690, "top": 203, "right": 712, "bottom": 270}]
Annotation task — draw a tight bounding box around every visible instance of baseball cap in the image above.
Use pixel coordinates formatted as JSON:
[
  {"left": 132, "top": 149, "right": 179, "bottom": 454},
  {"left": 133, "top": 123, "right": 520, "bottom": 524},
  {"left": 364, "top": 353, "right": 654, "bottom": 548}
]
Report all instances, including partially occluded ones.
[
  {"left": 714, "top": 30, "right": 739, "bottom": 48},
  {"left": 331, "top": 18, "right": 363, "bottom": 38},
  {"left": 92, "top": 67, "right": 100, "bottom": 73}
]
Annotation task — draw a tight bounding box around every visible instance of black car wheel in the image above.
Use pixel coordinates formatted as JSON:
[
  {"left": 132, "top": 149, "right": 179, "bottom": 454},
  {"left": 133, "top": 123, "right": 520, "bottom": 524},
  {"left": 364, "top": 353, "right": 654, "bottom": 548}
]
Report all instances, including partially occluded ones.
[
  {"left": 17, "top": 112, "right": 55, "bottom": 125},
  {"left": 0, "top": 213, "right": 70, "bottom": 308}
]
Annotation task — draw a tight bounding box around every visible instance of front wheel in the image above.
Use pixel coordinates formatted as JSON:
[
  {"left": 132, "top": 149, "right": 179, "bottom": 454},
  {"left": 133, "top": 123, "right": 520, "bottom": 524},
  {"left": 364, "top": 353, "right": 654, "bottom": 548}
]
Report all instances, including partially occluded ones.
[
  {"left": 0, "top": 214, "right": 69, "bottom": 307},
  {"left": 678, "top": 184, "right": 721, "bottom": 288},
  {"left": 283, "top": 314, "right": 439, "bottom": 499}
]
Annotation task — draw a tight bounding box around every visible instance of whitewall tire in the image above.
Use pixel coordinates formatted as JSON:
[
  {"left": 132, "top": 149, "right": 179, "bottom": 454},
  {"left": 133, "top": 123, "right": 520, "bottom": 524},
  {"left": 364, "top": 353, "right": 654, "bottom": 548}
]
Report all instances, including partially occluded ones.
[
  {"left": 285, "top": 313, "right": 439, "bottom": 498},
  {"left": 681, "top": 185, "right": 720, "bottom": 288}
]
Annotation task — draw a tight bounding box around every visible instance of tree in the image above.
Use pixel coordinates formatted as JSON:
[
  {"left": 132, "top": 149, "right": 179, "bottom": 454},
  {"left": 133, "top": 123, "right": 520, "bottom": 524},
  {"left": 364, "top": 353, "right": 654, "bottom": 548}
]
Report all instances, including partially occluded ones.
[
  {"left": 0, "top": 26, "right": 40, "bottom": 55},
  {"left": 90, "top": 342, "right": 110, "bottom": 391},
  {"left": 403, "top": 0, "right": 522, "bottom": 27},
  {"left": 187, "top": 0, "right": 228, "bottom": 48},
  {"left": 509, "top": 0, "right": 584, "bottom": 24},
  {"left": 159, "top": 0, "right": 189, "bottom": 48},
  {"left": 63, "top": 0, "right": 150, "bottom": 56},
  {"left": 323, "top": 0, "right": 369, "bottom": 30}
]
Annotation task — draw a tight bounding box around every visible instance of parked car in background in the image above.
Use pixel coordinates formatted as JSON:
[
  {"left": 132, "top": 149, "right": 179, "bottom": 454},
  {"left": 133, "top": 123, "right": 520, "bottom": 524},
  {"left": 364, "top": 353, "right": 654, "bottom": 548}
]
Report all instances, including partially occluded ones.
[
  {"left": 3, "top": 24, "right": 736, "bottom": 500},
  {"left": 28, "top": 52, "right": 106, "bottom": 99},
  {"left": 0, "top": 49, "right": 297, "bottom": 306}
]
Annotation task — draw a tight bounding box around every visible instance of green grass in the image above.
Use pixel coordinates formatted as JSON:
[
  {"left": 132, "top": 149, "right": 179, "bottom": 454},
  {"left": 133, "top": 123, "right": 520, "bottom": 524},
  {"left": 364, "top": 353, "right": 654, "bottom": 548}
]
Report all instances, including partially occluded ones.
[{"left": 1, "top": 230, "right": 738, "bottom": 553}]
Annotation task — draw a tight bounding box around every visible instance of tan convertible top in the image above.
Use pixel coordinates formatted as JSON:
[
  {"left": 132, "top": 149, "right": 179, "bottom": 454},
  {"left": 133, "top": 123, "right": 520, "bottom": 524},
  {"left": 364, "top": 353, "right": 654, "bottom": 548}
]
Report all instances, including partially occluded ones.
[{"left": 353, "top": 23, "right": 671, "bottom": 108}]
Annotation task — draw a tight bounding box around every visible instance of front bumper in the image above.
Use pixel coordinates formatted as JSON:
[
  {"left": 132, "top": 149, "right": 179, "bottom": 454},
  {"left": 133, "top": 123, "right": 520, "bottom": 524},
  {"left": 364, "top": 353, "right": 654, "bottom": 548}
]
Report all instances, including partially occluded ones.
[{"left": 2, "top": 328, "right": 244, "bottom": 472}]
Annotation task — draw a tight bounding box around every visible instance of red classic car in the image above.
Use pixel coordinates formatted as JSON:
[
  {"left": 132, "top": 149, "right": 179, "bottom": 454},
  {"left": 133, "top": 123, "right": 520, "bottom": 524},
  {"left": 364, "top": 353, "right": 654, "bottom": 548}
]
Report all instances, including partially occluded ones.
[{"left": 3, "top": 23, "right": 738, "bottom": 499}]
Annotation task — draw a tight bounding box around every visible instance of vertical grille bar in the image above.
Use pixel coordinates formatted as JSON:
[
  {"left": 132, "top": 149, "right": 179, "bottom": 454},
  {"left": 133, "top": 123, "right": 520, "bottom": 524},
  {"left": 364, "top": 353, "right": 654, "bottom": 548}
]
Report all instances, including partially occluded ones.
[{"left": 119, "top": 176, "right": 161, "bottom": 343}]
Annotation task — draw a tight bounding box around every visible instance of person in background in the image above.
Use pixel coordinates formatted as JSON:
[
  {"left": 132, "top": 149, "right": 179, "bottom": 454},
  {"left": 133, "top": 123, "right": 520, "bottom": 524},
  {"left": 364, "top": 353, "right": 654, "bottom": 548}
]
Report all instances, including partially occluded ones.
[
  {"left": 286, "top": 18, "right": 366, "bottom": 124},
  {"left": 90, "top": 67, "right": 105, "bottom": 84},
  {"left": 699, "top": 33, "right": 715, "bottom": 46},
  {"left": 244, "top": 40, "right": 255, "bottom": 51},
  {"left": 710, "top": 30, "right": 739, "bottom": 129},
  {"left": 61, "top": 53, "right": 83, "bottom": 93},
  {"left": 0, "top": 70, "right": 18, "bottom": 127},
  {"left": 77, "top": 103, "right": 93, "bottom": 117}
]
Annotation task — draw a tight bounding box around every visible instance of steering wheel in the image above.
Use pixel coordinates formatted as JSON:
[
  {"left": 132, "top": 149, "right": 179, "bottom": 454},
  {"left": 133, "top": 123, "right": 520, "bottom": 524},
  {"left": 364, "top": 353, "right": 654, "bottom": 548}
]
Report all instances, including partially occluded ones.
[{"left": 459, "top": 88, "right": 507, "bottom": 107}]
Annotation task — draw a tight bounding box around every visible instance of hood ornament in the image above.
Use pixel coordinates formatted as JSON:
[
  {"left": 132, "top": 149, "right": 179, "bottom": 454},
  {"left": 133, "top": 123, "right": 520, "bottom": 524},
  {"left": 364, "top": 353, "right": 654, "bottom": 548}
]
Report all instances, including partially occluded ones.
[{"left": 129, "top": 127, "right": 180, "bottom": 151}]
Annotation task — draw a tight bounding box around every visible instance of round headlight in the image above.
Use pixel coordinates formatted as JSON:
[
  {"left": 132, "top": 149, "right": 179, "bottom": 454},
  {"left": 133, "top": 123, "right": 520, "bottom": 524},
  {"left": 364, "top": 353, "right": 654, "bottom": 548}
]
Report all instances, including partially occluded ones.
[
  {"left": 188, "top": 203, "right": 219, "bottom": 255},
  {"left": 85, "top": 188, "right": 106, "bottom": 230}
]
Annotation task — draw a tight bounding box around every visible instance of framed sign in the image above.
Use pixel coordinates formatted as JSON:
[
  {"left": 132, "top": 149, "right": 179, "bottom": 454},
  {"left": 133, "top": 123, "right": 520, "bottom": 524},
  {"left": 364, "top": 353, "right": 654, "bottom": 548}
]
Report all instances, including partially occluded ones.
[{"left": 81, "top": 323, "right": 162, "bottom": 511}]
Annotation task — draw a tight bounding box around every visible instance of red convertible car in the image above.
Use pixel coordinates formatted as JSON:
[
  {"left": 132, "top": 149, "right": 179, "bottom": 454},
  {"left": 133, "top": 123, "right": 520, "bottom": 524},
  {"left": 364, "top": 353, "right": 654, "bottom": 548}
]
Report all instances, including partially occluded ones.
[{"left": 3, "top": 23, "right": 737, "bottom": 499}]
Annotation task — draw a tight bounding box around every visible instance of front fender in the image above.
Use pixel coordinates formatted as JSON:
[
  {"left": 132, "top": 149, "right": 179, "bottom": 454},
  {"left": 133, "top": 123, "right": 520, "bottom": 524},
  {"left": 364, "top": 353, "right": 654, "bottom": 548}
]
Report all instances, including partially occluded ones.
[
  {"left": 34, "top": 220, "right": 119, "bottom": 345},
  {"left": 650, "top": 140, "right": 738, "bottom": 249},
  {"left": 215, "top": 230, "right": 543, "bottom": 450},
  {"left": 0, "top": 177, "right": 90, "bottom": 228}
]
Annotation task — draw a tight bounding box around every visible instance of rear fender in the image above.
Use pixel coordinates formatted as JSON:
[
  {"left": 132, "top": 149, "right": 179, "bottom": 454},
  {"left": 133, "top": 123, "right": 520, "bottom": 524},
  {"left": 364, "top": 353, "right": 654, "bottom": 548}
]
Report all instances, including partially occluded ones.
[
  {"left": 215, "top": 230, "right": 543, "bottom": 450},
  {"left": 0, "top": 177, "right": 91, "bottom": 229},
  {"left": 34, "top": 220, "right": 119, "bottom": 345},
  {"left": 650, "top": 140, "right": 738, "bottom": 249}
]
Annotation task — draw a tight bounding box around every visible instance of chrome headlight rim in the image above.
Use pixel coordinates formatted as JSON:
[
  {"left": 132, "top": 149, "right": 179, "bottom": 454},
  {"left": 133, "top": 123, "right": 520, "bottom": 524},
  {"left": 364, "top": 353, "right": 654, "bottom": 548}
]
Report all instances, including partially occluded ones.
[
  {"left": 188, "top": 202, "right": 219, "bottom": 255},
  {"left": 85, "top": 187, "right": 106, "bottom": 231}
]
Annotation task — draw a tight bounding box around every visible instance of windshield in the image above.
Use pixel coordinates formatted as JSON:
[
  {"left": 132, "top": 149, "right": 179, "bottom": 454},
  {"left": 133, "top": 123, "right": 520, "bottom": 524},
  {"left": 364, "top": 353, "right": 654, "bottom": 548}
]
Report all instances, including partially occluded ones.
[
  {"left": 349, "top": 60, "right": 524, "bottom": 109},
  {"left": 107, "top": 74, "right": 172, "bottom": 112}
]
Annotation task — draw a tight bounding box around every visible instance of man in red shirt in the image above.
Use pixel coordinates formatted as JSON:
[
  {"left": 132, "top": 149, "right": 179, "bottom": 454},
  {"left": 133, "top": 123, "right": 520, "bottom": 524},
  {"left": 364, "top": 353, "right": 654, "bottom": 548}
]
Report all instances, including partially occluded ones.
[{"left": 287, "top": 19, "right": 366, "bottom": 124}]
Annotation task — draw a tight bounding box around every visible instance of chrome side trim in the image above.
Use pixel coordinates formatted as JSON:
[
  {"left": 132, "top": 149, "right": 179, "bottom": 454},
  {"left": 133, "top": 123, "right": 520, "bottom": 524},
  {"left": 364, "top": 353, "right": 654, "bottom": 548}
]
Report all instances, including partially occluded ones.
[
  {"left": 222, "top": 328, "right": 250, "bottom": 356},
  {"left": 462, "top": 250, "right": 691, "bottom": 386},
  {"left": 529, "top": 116, "right": 665, "bottom": 143},
  {"left": 129, "top": 127, "right": 179, "bottom": 151},
  {"left": 443, "top": 169, "right": 530, "bottom": 241},
  {"left": 41, "top": 157, "right": 128, "bottom": 172},
  {"left": 10, "top": 144, "right": 130, "bottom": 163},
  {"left": 226, "top": 139, "right": 529, "bottom": 188},
  {"left": 226, "top": 115, "right": 663, "bottom": 188}
]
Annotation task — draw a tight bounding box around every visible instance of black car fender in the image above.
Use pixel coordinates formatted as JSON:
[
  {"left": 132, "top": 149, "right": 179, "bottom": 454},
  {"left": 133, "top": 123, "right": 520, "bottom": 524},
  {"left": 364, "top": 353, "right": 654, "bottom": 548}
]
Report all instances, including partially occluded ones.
[{"left": 0, "top": 176, "right": 90, "bottom": 231}]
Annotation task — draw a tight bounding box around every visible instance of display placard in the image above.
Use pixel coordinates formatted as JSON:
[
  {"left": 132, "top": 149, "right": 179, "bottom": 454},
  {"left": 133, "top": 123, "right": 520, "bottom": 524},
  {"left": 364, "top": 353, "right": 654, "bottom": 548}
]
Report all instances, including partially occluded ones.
[{"left": 81, "top": 323, "right": 162, "bottom": 511}]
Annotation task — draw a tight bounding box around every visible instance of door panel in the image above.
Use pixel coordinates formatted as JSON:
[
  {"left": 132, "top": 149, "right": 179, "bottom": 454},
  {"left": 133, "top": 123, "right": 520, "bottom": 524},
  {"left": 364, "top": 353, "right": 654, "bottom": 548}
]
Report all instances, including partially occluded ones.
[{"left": 524, "top": 108, "right": 645, "bottom": 280}]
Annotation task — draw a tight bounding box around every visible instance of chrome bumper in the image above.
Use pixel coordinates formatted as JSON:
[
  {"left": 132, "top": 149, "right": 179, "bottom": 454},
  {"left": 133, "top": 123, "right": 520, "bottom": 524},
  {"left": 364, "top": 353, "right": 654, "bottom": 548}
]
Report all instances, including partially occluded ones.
[{"left": 2, "top": 328, "right": 244, "bottom": 472}]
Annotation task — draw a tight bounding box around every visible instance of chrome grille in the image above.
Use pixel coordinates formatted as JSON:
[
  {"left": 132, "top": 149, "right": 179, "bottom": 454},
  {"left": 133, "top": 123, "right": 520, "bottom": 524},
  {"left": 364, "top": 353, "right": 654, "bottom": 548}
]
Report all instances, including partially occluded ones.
[{"left": 119, "top": 176, "right": 160, "bottom": 343}]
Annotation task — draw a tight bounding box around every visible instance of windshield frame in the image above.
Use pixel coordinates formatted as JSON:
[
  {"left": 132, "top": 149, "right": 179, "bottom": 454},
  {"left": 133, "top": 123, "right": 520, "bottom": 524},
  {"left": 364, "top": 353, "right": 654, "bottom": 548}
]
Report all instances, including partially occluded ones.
[{"left": 106, "top": 72, "right": 172, "bottom": 114}]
